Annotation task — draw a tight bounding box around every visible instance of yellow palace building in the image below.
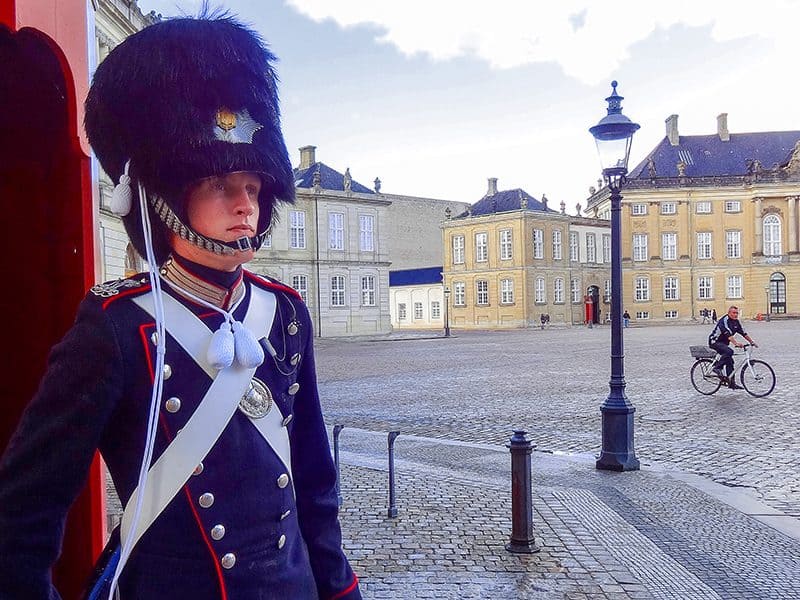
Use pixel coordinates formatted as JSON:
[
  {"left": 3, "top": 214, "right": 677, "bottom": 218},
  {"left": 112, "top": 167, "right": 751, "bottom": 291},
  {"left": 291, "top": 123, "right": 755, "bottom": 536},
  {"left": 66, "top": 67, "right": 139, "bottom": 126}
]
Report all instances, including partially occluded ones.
[{"left": 586, "top": 114, "right": 800, "bottom": 324}]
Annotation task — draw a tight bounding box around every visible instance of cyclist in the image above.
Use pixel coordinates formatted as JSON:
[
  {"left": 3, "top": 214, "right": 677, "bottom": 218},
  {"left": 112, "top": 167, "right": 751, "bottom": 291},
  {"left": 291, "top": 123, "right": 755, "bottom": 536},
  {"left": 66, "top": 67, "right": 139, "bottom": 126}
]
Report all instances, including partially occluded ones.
[{"left": 708, "top": 305, "right": 758, "bottom": 389}]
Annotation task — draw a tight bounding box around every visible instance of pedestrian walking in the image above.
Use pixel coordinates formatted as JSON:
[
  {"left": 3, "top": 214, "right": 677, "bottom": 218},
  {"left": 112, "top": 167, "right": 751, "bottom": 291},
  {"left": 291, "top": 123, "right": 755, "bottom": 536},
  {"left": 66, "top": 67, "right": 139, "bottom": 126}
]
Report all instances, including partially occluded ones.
[{"left": 623, "top": 310, "right": 631, "bottom": 328}]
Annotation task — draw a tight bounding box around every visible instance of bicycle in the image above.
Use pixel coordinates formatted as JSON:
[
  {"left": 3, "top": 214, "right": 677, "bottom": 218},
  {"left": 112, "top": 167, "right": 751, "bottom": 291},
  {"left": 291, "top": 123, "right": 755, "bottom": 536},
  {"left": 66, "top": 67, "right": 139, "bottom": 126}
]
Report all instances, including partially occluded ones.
[{"left": 689, "top": 344, "right": 776, "bottom": 397}]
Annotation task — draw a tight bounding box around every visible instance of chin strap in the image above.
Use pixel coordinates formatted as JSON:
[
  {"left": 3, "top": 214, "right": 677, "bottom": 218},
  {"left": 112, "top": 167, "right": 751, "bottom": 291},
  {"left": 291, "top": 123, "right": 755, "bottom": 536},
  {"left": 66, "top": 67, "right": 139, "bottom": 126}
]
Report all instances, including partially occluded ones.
[{"left": 151, "top": 195, "right": 267, "bottom": 256}]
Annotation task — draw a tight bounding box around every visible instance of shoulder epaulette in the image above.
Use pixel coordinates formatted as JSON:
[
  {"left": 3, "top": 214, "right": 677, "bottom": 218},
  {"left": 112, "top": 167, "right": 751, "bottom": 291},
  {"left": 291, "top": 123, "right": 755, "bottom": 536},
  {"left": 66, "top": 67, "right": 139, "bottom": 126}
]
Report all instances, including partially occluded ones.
[
  {"left": 244, "top": 271, "right": 303, "bottom": 302},
  {"left": 90, "top": 275, "right": 152, "bottom": 309}
]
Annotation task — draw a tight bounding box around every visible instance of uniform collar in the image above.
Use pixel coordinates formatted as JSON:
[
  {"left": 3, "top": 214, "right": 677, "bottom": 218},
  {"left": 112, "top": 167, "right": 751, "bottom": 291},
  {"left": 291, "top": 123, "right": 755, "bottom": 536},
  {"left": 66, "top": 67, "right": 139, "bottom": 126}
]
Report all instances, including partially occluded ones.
[{"left": 160, "top": 254, "right": 245, "bottom": 310}]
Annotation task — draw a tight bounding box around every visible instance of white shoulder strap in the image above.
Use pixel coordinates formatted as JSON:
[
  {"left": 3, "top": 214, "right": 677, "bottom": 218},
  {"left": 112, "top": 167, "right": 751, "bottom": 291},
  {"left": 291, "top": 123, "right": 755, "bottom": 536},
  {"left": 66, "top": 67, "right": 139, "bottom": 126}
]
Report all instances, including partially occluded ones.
[{"left": 122, "top": 285, "right": 276, "bottom": 553}]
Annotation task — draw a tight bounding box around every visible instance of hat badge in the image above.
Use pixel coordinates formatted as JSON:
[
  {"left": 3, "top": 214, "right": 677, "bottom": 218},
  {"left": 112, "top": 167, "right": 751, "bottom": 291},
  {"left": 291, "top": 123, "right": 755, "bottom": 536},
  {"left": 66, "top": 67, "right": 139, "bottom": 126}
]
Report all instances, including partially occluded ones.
[{"left": 213, "top": 107, "right": 263, "bottom": 144}]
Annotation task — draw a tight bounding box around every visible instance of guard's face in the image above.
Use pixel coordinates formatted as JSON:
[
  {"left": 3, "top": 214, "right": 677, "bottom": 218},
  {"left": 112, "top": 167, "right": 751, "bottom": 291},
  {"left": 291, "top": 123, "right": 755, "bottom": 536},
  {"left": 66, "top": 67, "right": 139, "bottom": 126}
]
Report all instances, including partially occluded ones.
[
  {"left": 728, "top": 307, "right": 739, "bottom": 319},
  {"left": 173, "top": 171, "right": 261, "bottom": 270}
]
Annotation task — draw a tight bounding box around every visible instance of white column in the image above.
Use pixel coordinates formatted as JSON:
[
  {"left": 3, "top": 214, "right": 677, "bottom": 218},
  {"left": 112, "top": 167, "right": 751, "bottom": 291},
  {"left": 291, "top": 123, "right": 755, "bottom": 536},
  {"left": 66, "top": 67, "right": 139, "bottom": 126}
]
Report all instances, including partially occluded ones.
[
  {"left": 754, "top": 197, "right": 763, "bottom": 254},
  {"left": 787, "top": 196, "right": 798, "bottom": 254}
]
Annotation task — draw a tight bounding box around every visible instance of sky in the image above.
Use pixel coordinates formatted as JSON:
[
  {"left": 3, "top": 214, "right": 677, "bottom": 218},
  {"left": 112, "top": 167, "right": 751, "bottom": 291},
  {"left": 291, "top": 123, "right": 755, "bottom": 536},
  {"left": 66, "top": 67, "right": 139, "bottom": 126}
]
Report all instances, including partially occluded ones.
[{"left": 137, "top": 0, "right": 800, "bottom": 207}]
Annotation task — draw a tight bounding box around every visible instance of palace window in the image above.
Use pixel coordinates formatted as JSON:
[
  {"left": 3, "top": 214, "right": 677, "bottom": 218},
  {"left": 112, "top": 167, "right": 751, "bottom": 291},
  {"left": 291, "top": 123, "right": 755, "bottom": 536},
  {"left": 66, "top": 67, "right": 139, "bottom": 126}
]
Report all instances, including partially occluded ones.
[
  {"left": 724, "top": 201, "right": 741, "bottom": 213},
  {"left": 414, "top": 302, "right": 423, "bottom": 320},
  {"left": 553, "top": 278, "right": 564, "bottom": 304},
  {"left": 361, "top": 275, "right": 376, "bottom": 306},
  {"left": 454, "top": 282, "right": 466, "bottom": 306},
  {"left": 726, "top": 230, "right": 741, "bottom": 259},
  {"left": 696, "top": 201, "right": 712, "bottom": 214},
  {"left": 398, "top": 303, "right": 407, "bottom": 320},
  {"left": 290, "top": 210, "right": 306, "bottom": 249},
  {"left": 476, "top": 280, "right": 489, "bottom": 305},
  {"left": 662, "top": 233, "right": 676, "bottom": 260},
  {"left": 569, "top": 232, "right": 579, "bottom": 262},
  {"left": 586, "top": 233, "right": 597, "bottom": 263},
  {"left": 359, "top": 215, "right": 374, "bottom": 251},
  {"left": 665, "top": 310, "right": 678, "bottom": 319},
  {"left": 602, "top": 234, "right": 611, "bottom": 263},
  {"left": 661, "top": 201, "right": 677, "bottom": 215},
  {"left": 452, "top": 235, "right": 465, "bottom": 264},
  {"left": 571, "top": 278, "right": 581, "bottom": 303},
  {"left": 500, "top": 278, "right": 514, "bottom": 304},
  {"left": 330, "top": 275, "right": 346, "bottom": 306},
  {"left": 663, "top": 276, "right": 679, "bottom": 300},
  {"left": 697, "top": 232, "right": 712, "bottom": 259},
  {"left": 698, "top": 276, "right": 713, "bottom": 300},
  {"left": 535, "top": 277, "right": 546, "bottom": 303},
  {"left": 532, "top": 229, "right": 544, "bottom": 259},
  {"left": 329, "top": 212, "right": 344, "bottom": 250},
  {"left": 500, "top": 229, "right": 513, "bottom": 260},
  {"left": 631, "top": 203, "right": 647, "bottom": 215},
  {"left": 634, "top": 276, "right": 650, "bottom": 301},
  {"left": 476, "top": 232, "right": 488, "bottom": 262},
  {"left": 431, "top": 301, "right": 441, "bottom": 319},
  {"left": 552, "top": 230, "right": 562, "bottom": 260},
  {"left": 763, "top": 215, "right": 782, "bottom": 256},
  {"left": 727, "top": 275, "right": 742, "bottom": 299},
  {"left": 291, "top": 274, "right": 308, "bottom": 303},
  {"left": 633, "top": 233, "right": 648, "bottom": 262}
]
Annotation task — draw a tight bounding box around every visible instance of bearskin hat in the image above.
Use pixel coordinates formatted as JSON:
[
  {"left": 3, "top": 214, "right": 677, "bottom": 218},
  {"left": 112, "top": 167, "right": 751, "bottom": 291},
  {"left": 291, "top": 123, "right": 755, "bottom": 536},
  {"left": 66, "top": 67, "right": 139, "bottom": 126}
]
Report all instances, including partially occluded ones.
[{"left": 85, "top": 15, "right": 294, "bottom": 264}]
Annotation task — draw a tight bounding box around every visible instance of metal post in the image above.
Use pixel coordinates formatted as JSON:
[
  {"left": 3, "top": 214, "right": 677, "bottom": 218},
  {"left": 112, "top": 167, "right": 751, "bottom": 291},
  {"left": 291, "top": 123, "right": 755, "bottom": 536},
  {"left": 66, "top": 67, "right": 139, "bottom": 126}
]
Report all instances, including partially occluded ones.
[
  {"left": 765, "top": 286, "right": 771, "bottom": 322},
  {"left": 505, "top": 430, "right": 539, "bottom": 553},
  {"left": 596, "top": 178, "right": 640, "bottom": 471},
  {"left": 444, "top": 288, "right": 451, "bottom": 337},
  {"left": 333, "top": 424, "right": 344, "bottom": 506},
  {"left": 387, "top": 431, "right": 400, "bottom": 518}
]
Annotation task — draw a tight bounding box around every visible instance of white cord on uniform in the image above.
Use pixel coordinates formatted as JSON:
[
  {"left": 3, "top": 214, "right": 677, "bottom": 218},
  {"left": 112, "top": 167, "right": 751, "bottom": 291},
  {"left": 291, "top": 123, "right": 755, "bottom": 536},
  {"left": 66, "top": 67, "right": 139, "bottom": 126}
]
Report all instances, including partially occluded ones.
[{"left": 107, "top": 182, "right": 168, "bottom": 600}]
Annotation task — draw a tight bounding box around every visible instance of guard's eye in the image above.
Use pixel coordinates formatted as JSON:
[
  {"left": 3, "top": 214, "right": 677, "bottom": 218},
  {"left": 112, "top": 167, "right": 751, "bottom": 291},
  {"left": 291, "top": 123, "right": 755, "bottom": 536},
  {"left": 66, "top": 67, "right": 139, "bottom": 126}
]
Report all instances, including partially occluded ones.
[{"left": 246, "top": 184, "right": 260, "bottom": 196}]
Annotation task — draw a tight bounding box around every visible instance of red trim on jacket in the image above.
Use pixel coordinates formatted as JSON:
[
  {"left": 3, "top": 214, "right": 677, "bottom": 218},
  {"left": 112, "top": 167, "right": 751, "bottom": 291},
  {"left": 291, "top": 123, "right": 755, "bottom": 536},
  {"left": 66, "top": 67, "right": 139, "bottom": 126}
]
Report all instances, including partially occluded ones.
[
  {"left": 102, "top": 284, "right": 152, "bottom": 310},
  {"left": 329, "top": 574, "right": 359, "bottom": 600},
  {"left": 244, "top": 271, "right": 303, "bottom": 302}
]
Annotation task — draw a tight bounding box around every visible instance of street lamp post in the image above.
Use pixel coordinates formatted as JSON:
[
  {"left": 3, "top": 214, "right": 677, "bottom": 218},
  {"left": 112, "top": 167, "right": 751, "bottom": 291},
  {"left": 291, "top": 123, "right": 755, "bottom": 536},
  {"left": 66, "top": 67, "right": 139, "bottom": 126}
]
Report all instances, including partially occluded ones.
[
  {"left": 444, "top": 287, "right": 451, "bottom": 337},
  {"left": 589, "top": 81, "right": 641, "bottom": 472},
  {"left": 764, "top": 284, "right": 771, "bottom": 322}
]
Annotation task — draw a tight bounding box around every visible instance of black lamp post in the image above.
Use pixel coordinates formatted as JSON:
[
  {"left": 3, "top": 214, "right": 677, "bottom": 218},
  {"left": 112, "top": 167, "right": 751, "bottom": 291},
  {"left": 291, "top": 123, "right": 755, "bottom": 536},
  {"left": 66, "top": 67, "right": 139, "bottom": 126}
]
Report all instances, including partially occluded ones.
[
  {"left": 443, "top": 287, "right": 451, "bottom": 337},
  {"left": 589, "top": 81, "right": 640, "bottom": 471}
]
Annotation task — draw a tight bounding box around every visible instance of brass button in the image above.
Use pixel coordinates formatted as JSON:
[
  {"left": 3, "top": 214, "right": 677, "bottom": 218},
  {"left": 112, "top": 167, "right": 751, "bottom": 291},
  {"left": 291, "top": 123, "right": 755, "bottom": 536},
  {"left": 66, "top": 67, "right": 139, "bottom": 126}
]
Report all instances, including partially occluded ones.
[
  {"left": 287, "top": 322, "right": 298, "bottom": 336},
  {"left": 221, "top": 553, "right": 236, "bottom": 569},
  {"left": 165, "top": 397, "right": 181, "bottom": 413},
  {"left": 211, "top": 524, "right": 226, "bottom": 541},
  {"left": 199, "top": 493, "right": 215, "bottom": 508},
  {"left": 288, "top": 383, "right": 300, "bottom": 395},
  {"left": 277, "top": 534, "right": 286, "bottom": 550},
  {"left": 163, "top": 364, "right": 172, "bottom": 380},
  {"left": 281, "top": 414, "right": 293, "bottom": 427},
  {"left": 277, "top": 474, "right": 289, "bottom": 489},
  {"left": 193, "top": 463, "right": 204, "bottom": 476},
  {"left": 151, "top": 331, "right": 159, "bottom": 346}
]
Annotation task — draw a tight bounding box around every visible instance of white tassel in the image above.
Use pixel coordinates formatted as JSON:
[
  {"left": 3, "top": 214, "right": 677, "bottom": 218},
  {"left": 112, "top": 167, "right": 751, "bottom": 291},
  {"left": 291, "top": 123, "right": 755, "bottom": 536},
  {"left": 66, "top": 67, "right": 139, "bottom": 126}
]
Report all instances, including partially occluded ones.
[
  {"left": 207, "top": 321, "right": 235, "bottom": 370},
  {"left": 232, "top": 320, "right": 265, "bottom": 368},
  {"left": 111, "top": 161, "right": 133, "bottom": 216}
]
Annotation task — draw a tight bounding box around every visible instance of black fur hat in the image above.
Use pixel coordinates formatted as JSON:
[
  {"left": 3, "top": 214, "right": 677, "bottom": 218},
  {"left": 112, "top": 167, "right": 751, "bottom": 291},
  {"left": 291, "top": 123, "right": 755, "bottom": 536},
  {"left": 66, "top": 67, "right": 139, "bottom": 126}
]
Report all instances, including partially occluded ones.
[{"left": 85, "top": 16, "right": 294, "bottom": 264}]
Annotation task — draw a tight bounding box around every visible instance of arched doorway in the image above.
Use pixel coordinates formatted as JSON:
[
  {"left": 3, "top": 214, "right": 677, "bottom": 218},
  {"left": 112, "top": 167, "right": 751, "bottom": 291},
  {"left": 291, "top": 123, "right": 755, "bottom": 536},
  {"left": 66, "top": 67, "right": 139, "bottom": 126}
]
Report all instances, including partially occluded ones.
[
  {"left": 769, "top": 272, "right": 786, "bottom": 314},
  {"left": 0, "top": 24, "right": 100, "bottom": 598}
]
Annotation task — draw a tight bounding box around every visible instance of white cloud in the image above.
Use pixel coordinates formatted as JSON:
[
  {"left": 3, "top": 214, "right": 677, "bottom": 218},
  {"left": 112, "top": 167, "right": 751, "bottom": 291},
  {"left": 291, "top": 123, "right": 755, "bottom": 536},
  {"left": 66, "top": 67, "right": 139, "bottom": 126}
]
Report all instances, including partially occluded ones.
[{"left": 285, "top": 0, "right": 800, "bottom": 84}]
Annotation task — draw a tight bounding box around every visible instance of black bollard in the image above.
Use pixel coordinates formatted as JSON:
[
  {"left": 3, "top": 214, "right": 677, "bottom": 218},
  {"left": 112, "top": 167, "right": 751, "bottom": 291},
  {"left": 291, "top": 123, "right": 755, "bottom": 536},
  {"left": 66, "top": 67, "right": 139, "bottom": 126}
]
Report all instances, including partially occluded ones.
[
  {"left": 333, "top": 424, "right": 344, "bottom": 506},
  {"left": 387, "top": 431, "right": 400, "bottom": 518},
  {"left": 506, "top": 430, "right": 540, "bottom": 553}
]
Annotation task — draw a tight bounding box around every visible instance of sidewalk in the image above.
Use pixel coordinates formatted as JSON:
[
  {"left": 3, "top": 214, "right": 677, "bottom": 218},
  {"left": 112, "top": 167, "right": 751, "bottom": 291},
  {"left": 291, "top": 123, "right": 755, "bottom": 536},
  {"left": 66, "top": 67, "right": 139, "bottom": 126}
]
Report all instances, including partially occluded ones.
[{"left": 334, "top": 428, "right": 800, "bottom": 599}]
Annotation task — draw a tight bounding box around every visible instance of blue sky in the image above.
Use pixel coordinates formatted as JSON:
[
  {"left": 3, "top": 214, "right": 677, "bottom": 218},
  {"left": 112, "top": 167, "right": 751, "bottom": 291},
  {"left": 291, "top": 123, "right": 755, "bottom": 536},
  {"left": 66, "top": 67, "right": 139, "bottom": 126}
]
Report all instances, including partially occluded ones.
[{"left": 137, "top": 0, "right": 799, "bottom": 206}]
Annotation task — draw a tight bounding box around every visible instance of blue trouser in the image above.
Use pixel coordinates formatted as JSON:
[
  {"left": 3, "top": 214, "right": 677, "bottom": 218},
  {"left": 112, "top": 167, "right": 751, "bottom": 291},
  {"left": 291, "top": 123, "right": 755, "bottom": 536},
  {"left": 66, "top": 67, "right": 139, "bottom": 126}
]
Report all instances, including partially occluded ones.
[{"left": 710, "top": 342, "right": 734, "bottom": 375}]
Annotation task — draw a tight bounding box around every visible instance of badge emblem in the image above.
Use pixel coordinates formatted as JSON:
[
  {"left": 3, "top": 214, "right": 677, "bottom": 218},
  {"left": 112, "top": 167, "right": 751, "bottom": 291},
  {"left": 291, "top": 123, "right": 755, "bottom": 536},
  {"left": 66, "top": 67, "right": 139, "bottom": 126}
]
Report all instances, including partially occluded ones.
[
  {"left": 213, "top": 107, "right": 263, "bottom": 144},
  {"left": 90, "top": 278, "right": 143, "bottom": 298},
  {"left": 239, "top": 378, "right": 273, "bottom": 419}
]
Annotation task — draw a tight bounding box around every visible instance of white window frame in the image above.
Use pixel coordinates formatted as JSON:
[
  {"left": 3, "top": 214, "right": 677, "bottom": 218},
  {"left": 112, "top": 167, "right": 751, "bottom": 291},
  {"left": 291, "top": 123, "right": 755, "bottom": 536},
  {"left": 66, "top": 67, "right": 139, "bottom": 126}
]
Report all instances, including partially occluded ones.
[
  {"left": 763, "top": 215, "right": 782, "bottom": 256},
  {"left": 696, "top": 201, "right": 712, "bottom": 214},
  {"left": 604, "top": 279, "right": 611, "bottom": 303},
  {"left": 635, "top": 311, "right": 650, "bottom": 319},
  {"left": 553, "top": 278, "right": 564, "bottom": 304},
  {"left": 661, "top": 201, "right": 677, "bottom": 215},
  {"left": 633, "top": 233, "right": 648, "bottom": 262},
  {"left": 533, "top": 229, "right": 544, "bottom": 259},
  {"left": 329, "top": 212, "right": 344, "bottom": 250},
  {"left": 330, "top": 275, "right": 346, "bottom": 307},
  {"left": 500, "top": 229, "right": 513, "bottom": 260},
  {"left": 500, "top": 278, "right": 514, "bottom": 304},
  {"left": 413, "top": 302, "right": 423, "bottom": 320},
  {"left": 724, "top": 200, "right": 741, "bottom": 213},
  {"left": 452, "top": 235, "right": 465, "bottom": 264},
  {"left": 634, "top": 276, "right": 650, "bottom": 301},
  {"left": 534, "top": 277, "right": 546, "bottom": 303},
  {"left": 290, "top": 210, "right": 306, "bottom": 249},
  {"left": 727, "top": 274, "right": 742, "bottom": 299},
  {"left": 665, "top": 310, "right": 678, "bottom": 319},
  {"left": 476, "top": 232, "right": 488, "bottom": 262},
  {"left": 359, "top": 214, "right": 374, "bottom": 252},
  {"left": 291, "top": 274, "right": 308, "bottom": 303},
  {"left": 431, "top": 301, "right": 441, "bottom": 319},
  {"left": 586, "top": 233, "right": 597, "bottom": 263},
  {"left": 698, "top": 276, "right": 713, "bottom": 300},
  {"left": 663, "top": 276, "right": 679, "bottom": 301},
  {"left": 454, "top": 282, "right": 466, "bottom": 306},
  {"left": 569, "top": 232, "right": 579, "bottom": 262},
  {"left": 631, "top": 203, "right": 647, "bottom": 215},
  {"left": 570, "top": 278, "right": 581, "bottom": 303},
  {"left": 697, "top": 232, "right": 712, "bottom": 260},
  {"left": 602, "top": 234, "right": 611, "bottom": 263},
  {"left": 360, "top": 275, "right": 376, "bottom": 306},
  {"left": 662, "top": 232, "right": 677, "bottom": 261},
  {"left": 398, "top": 303, "right": 407, "bottom": 320},
  {"left": 726, "top": 230, "right": 741, "bottom": 259},
  {"left": 476, "top": 280, "right": 489, "bottom": 305},
  {"left": 552, "top": 230, "right": 562, "bottom": 260}
]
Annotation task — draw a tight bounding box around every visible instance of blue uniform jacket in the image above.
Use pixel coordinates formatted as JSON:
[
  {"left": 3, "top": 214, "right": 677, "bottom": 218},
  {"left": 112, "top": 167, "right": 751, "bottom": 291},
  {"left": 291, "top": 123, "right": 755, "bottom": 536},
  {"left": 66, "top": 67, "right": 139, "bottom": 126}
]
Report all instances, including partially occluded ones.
[{"left": 0, "top": 271, "right": 361, "bottom": 600}]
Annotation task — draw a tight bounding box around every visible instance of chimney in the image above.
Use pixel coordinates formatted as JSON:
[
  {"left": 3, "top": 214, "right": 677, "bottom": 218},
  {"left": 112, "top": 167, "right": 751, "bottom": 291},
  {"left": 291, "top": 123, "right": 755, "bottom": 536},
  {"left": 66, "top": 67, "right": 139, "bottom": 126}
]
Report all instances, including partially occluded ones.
[
  {"left": 717, "top": 113, "right": 730, "bottom": 142},
  {"left": 299, "top": 145, "right": 317, "bottom": 169},
  {"left": 666, "top": 114, "right": 679, "bottom": 146},
  {"left": 487, "top": 177, "right": 498, "bottom": 196}
]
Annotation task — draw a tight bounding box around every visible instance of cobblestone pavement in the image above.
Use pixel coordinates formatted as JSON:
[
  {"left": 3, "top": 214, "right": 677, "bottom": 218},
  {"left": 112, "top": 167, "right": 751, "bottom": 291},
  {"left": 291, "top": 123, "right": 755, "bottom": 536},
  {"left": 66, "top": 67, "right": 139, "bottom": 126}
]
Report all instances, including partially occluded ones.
[
  {"left": 315, "top": 320, "right": 800, "bottom": 517},
  {"left": 315, "top": 320, "right": 800, "bottom": 598}
]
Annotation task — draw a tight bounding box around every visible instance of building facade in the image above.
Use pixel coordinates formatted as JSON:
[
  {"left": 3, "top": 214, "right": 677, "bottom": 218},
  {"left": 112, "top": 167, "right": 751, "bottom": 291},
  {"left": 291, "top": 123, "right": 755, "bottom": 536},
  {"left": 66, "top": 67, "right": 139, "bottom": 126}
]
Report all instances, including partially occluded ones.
[
  {"left": 585, "top": 114, "right": 800, "bottom": 323},
  {"left": 442, "top": 179, "right": 611, "bottom": 329},
  {"left": 389, "top": 267, "right": 445, "bottom": 330}
]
